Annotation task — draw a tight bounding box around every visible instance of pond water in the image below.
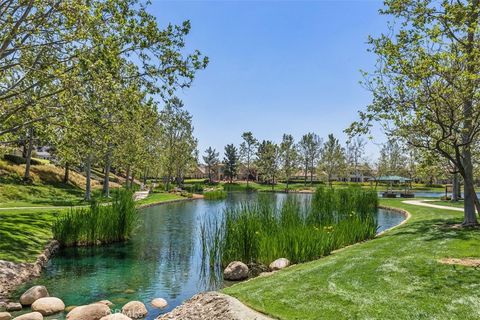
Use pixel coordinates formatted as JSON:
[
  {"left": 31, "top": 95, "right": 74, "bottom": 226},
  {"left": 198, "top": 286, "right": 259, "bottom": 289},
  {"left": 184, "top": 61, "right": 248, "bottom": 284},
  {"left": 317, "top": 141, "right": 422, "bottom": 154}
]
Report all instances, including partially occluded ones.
[{"left": 14, "top": 193, "right": 405, "bottom": 319}]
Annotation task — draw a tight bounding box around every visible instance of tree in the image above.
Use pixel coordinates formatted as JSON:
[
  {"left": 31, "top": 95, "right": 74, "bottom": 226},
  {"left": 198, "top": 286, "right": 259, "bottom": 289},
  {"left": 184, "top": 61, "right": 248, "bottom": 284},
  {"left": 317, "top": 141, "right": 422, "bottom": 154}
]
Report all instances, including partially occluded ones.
[
  {"left": 223, "top": 144, "right": 239, "bottom": 183},
  {"left": 346, "top": 137, "right": 367, "bottom": 182},
  {"left": 298, "top": 133, "right": 322, "bottom": 186},
  {"left": 159, "top": 98, "right": 197, "bottom": 191},
  {"left": 318, "top": 134, "right": 346, "bottom": 186},
  {"left": 256, "top": 140, "right": 280, "bottom": 190},
  {"left": 279, "top": 134, "right": 298, "bottom": 192},
  {"left": 203, "top": 147, "right": 219, "bottom": 183},
  {"left": 348, "top": 0, "right": 480, "bottom": 225},
  {"left": 240, "top": 132, "right": 258, "bottom": 186},
  {"left": 377, "top": 140, "right": 408, "bottom": 177}
]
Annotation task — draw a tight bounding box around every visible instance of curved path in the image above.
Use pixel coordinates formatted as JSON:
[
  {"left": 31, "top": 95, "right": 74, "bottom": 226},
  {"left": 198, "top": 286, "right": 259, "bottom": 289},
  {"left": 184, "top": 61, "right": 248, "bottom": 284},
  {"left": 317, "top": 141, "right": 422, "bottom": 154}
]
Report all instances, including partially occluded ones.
[{"left": 402, "top": 199, "right": 463, "bottom": 212}]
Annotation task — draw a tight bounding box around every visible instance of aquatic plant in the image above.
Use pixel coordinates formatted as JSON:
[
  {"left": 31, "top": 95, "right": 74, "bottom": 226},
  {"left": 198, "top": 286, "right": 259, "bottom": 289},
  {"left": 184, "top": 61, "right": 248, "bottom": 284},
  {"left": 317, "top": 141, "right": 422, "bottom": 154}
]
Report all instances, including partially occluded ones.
[
  {"left": 52, "top": 189, "right": 138, "bottom": 246},
  {"left": 204, "top": 190, "right": 227, "bottom": 200},
  {"left": 201, "top": 187, "right": 378, "bottom": 266}
]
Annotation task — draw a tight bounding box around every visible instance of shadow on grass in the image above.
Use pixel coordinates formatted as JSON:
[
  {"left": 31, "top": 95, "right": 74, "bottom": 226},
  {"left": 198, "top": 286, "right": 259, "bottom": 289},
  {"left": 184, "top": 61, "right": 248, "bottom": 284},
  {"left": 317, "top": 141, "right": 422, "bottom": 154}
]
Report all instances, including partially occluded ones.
[
  {"left": 387, "top": 218, "right": 477, "bottom": 242},
  {"left": 0, "top": 211, "right": 61, "bottom": 262}
]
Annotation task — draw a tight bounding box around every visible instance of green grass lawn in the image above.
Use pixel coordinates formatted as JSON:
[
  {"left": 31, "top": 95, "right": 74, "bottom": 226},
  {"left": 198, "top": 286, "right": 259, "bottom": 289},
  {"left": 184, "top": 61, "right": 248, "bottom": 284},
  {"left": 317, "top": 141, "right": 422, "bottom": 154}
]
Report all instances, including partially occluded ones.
[
  {"left": 135, "top": 192, "right": 184, "bottom": 207},
  {"left": 223, "top": 198, "right": 480, "bottom": 319},
  {"left": 0, "top": 207, "right": 67, "bottom": 263}
]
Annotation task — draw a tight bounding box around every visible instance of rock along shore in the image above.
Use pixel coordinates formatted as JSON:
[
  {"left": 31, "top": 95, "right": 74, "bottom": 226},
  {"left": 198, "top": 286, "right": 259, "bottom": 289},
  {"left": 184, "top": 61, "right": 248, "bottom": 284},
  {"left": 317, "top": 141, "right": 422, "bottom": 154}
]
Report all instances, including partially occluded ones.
[
  {"left": 157, "top": 291, "right": 273, "bottom": 320},
  {"left": 0, "top": 240, "right": 59, "bottom": 302}
]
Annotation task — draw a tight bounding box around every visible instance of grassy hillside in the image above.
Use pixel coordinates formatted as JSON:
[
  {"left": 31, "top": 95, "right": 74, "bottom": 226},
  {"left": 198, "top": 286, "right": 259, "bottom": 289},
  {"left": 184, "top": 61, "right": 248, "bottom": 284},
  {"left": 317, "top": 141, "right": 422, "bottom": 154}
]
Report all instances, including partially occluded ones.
[{"left": 0, "top": 159, "right": 122, "bottom": 207}]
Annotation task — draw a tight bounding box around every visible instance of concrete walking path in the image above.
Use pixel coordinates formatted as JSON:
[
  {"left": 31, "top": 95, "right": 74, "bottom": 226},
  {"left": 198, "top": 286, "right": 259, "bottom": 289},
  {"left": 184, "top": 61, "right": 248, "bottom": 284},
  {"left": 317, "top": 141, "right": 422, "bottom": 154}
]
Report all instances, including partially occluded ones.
[{"left": 402, "top": 199, "right": 464, "bottom": 212}]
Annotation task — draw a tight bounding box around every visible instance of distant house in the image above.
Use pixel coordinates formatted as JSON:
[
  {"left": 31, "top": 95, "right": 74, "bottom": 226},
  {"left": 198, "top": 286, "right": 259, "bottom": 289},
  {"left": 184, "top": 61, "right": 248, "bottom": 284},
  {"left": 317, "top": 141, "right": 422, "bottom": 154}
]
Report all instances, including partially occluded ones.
[
  {"left": 291, "top": 170, "right": 318, "bottom": 181},
  {"left": 187, "top": 165, "right": 207, "bottom": 179}
]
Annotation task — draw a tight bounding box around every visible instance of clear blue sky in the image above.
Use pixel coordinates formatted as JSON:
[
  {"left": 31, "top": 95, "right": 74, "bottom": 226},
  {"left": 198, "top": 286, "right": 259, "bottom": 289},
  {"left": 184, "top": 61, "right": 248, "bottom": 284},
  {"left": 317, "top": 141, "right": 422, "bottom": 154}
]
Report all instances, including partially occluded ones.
[{"left": 150, "top": 0, "right": 389, "bottom": 161}]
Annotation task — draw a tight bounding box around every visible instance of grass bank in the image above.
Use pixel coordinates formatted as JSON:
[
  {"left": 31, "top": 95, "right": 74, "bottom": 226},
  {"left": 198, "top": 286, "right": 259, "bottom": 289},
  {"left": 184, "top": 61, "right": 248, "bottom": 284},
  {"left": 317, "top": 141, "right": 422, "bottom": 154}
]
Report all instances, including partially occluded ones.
[
  {"left": 223, "top": 198, "right": 480, "bottom": 319},
  {"left": 136, "top": 192, "right": 184, "bottom": 207}
]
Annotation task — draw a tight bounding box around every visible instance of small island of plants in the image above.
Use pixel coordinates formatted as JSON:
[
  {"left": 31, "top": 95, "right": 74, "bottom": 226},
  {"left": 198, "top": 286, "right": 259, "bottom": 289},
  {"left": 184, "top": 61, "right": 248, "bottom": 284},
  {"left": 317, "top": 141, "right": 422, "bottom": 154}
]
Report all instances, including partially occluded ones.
[
  {"left": 52, "top": 189, "right": 138, "bottom": 247},
  {"left": 202, "top": 187, "right": 379, "bottom": 267}
]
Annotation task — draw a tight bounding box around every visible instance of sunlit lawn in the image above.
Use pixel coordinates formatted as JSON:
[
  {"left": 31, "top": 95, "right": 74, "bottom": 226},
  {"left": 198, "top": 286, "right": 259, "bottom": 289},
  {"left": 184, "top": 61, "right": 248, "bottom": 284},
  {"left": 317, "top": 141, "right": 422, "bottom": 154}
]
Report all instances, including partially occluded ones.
[{"left": 224, "top": 198, "right": 480, "bottom": 319}]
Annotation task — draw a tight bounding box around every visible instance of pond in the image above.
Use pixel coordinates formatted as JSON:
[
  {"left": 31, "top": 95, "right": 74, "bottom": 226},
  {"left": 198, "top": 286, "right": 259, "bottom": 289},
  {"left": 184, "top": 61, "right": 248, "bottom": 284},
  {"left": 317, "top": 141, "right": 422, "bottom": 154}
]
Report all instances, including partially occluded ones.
[{"left": 14, "top": 193, "right": 405, "bottom": 319}]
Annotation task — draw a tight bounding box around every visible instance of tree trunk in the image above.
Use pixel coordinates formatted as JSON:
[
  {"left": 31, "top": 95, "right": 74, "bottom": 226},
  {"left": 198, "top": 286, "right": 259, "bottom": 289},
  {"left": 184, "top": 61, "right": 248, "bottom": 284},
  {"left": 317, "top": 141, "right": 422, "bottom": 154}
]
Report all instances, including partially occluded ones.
[
  {"left": 460, "top": 0, "right": 479, "bottom": 226},
  {"left": 246, "top": 161, "right": 250, "bottom": 187},
  {"left": 102, "top": 150, "right": 112, "bottom": 197},
  {"left": 130, "top": 170, "right": 135, "bottom": 188},
  {"left": 143, "top": 168, "right": 148, "bottom": 186},
  {"left": 452, "top": 173, "right": 459, "bottom": 202},
  {"left": 166, "top": 175, "right": 171, "bottom": 191},
  {"left": 125, "top": 166, "right": 131, "bottom": 189},
  {"left": 23, "top": 127, "right": 34, "bottom": 183},
  {"left": 463, "top": 170, "right": 477, "bottom": 226},
  {"left": 85, "top": 156, "right": 92, "bottom": 201},
  {"left": 304, "top": 162, "right": 308, "bottom": 186},
  {"left": 63, "top": 163, "right": 70, "bottom": 184}
]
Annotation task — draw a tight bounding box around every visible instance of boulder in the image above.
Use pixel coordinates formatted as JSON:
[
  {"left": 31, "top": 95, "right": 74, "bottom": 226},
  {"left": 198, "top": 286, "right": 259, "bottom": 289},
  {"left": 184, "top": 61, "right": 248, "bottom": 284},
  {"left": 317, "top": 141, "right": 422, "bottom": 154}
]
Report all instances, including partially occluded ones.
[
  {"left": 5, "top": 303, "right": 21, "bottom": 312},
  {"left": 121, "top": 301, "right": 147, "bottom": 319},
  {"left": 223, "top": 261, "right": 249, "bottom": 281},
  {"left": 96, "top": 300, "right": 114, "bottom": 307},
  {"left": 31, "top": 297, "right": 65, "bottom": 316},
  {"left": 100, "top": 314, "right": 132, "bottom": 320},
  {"left": 19, "top": 286, "right": 49, "bottom": 306},
  {"left": 12, "top": 312, "right": 43, "bottom": 320},
  {"left": 269, "top": 258, "right": 290, "bottom": 271},
  {"left": 0, "top": 312, "right": 11, "bottom": 320},
  {"left": 0, "top": 303, "right": 6, "bottom": 312},
  {"left": 66, "top": 303, "right": 111, "bottom": 320},
  {"left": 151, "top": 298, "right": 167, "bottom": 309}
]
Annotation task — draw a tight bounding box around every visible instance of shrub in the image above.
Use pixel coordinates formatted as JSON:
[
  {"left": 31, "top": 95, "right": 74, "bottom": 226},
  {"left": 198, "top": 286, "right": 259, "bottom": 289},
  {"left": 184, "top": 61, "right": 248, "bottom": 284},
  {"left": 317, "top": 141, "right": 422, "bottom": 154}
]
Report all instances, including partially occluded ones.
[
  {"left": 223, "top": 183, "right": 256, "bottom": 192},
  {"left": 204, "top": 190, "right": 227, "bottom": 200},
  {"left": 52, "top": 189, "right": 138, "bottom": 246},
  {"left": 183, "top": 183, "right": 204, "bottom": 193},
  {"left": 3, "top": 154, "right": 42, "bottom": 165},
  {"left": 180, "top": 191, "right": 193, "bottom": 198},
  {"left": 201, "top": 187, "right": 378, "bottom": 266}
]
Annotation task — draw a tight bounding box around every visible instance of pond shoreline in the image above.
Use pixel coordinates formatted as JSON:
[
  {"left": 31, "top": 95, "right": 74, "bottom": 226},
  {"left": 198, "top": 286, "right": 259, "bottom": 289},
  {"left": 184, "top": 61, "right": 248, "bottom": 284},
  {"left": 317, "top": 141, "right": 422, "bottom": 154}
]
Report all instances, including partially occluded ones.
[
  {"left": 0, "top": 195, "right": 200, "bottom": 303},
  {"left": 0, "top": 240, "right": 59, "bottom": 302}
]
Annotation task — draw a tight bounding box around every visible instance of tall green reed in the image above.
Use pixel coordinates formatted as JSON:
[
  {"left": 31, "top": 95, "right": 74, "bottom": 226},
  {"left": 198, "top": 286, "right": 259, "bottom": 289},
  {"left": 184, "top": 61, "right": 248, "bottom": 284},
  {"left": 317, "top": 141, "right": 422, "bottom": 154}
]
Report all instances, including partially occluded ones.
[
  {"left": 201, "top": 187, "right": 378, "bottom": 267},
  {"left": 204, "top": 190, "right": 228, "bottom": 200},
  {"left": 52, "top": 189, "right": 138, "bottom": 246}
]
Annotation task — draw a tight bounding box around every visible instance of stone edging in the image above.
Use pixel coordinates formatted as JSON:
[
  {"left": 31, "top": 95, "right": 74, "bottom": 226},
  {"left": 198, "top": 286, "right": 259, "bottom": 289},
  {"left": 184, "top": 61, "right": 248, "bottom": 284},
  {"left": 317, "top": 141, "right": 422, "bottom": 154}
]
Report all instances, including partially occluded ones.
[{"left": 0, "top": 240, "right": 59, "bottom": 301}]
